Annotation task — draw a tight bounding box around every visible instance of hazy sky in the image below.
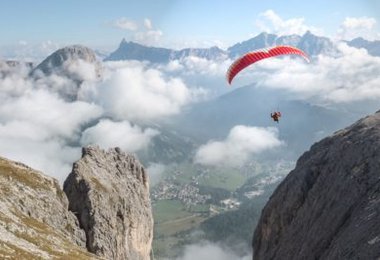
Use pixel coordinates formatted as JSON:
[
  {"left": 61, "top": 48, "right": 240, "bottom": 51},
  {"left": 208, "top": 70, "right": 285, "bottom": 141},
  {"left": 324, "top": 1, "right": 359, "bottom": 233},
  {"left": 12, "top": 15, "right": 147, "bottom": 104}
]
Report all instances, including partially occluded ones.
[{"left": 0, "top": 0, "right": 379, "bottom": 51}]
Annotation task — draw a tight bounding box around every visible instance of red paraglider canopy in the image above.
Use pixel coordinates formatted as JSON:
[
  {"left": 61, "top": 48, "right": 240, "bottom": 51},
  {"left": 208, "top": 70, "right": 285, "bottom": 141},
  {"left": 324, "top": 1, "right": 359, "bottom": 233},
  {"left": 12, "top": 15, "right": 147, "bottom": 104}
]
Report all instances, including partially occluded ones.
[{"left": 226, "top": 45, "right": 310, "bottom": 84}]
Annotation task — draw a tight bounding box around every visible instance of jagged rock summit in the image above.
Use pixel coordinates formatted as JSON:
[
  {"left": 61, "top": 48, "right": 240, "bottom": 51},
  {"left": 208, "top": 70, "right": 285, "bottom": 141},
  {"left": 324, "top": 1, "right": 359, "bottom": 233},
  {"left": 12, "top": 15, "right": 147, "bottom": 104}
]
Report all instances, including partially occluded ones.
[
  {"left": 64, "top": 145, "right": 153, "bottom": 260},
  {"left": 253, "top": 110, "right": 380, "bottom": 259}
]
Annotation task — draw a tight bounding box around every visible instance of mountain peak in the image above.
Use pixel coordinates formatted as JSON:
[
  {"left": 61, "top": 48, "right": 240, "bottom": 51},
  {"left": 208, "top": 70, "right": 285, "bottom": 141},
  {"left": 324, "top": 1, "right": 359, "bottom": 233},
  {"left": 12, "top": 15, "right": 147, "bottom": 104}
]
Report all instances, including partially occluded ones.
[
  {"left": 303, "top": 30, "right": 312, "bottom": 36},
  {"left": 227, "top": 32, "right": 278, "bottom": 57},
  {"left": 298, "top": 30, "right": 337, "bottom": 56},
  {"left": 31, "top": 45, "right": 102, "bottom": 100},
  {"left": 32, "top": 45, "right": 99, "bottom": 76},
  {"left": 119, "top": 40, "right": 143, "bottom": 47},
  {"left": 257, "top": 31, "right": 277, "bottom": 38}
]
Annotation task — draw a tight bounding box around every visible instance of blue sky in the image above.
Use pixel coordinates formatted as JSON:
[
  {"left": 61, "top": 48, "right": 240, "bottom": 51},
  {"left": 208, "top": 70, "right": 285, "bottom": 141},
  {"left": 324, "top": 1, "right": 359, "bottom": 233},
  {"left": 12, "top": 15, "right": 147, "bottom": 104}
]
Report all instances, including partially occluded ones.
[{"left": 0, "top": 0, "right": 379, "bottom": 51}]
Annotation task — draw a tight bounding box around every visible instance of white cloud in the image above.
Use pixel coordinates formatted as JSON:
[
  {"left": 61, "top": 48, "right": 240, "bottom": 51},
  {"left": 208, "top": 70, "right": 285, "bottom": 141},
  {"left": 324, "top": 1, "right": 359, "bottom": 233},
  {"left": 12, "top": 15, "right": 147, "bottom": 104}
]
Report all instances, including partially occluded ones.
[
  {"left": 159, "top": 56, "right": 230, "bottom": 78},
  {"left": 256, "top": 10, "right": 323, "bottom": 36},
  {"left": 113, "top": 17, "right": 138, "bottom": 31},
  {"left": 0, "top": 70, "right": 102, "bottom": 182},
  {"left": 135, "top": 18, "right": 163, "bottom": 45},
  {"left": 0, "top": 41, "right": 60, "bottom": 62},
  {"left": 0, "top": 65, "right": 33, "bottom": 97},
  {"left": 0, "top": 89, "right": 102, "bottom": 141},
  {"left": 181, "top": 56, "right": 229, "bottom": 76},
  {"left": 0, "top": 137, "right": 80, "bottom": 184},
  {"left": 194, "top": 125, "right": 283, "bottom": 167},
  {"left": 111, "top": 17, "right": 163, "bottom": 45},
  {"left": 253, "top": 43, "right": 380, "bottom": 103},
  {"left": 337, "top": 16, "right": 378, "bottom": 40},
  {"left": 146, "top": 163, "right": 166, "bottom": 186},
  {"left": 34, "top": 73, "right": 81, "bottom": 100},
  {"left": 64, "top": 59, "right": 99, "bottom": 82},
  {"left": 0, "top": 89, "right": 101, "bottom": 182},
  {"left": 80, "top": 61, "right": 202, "bottom": 121},
  {"left": 164, "top": 59, "right": 185, "bottom": 72},
  {"left": 343, "top": 17, "right": 376, "bottom": 29},
  {"left": 158, "top": 56, "right": 231, "bottom": 97},
  {"left": 0, "top": 57, "right": 215, "bottom": 183},
  {"left": 18, "top": 40, "right": 27, "bottom": 46},
  {"left": 177, "top": 242, "right": 251, "bottom": 260},
  {"left": 135, "top": 29, "right": 163, "bottom": 45},
  {"left": 80, "top": 119, "right": 159, "bottom": 153},
  {"left": 29, "top": 58, "right": 101, "bottom": 101},
  {"left": 144, "top": 18, "right": 153, "bottom": 30}
]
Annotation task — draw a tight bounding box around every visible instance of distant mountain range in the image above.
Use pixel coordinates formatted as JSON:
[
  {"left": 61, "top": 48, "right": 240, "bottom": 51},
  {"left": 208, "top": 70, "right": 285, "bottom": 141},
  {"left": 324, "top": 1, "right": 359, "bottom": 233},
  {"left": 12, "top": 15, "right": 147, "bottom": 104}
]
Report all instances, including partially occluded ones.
[
  {"left": 227, "top": 31, "right": 337, "bottom": 58},
  {"left": 105, "top": 39, "right": 227, "bottom": 62},
  {"left": 104, "top": 31, "right": 380, "bottom": 62},
  {"left": 346, "top": 37, "right": 380, "bottom": 56}
]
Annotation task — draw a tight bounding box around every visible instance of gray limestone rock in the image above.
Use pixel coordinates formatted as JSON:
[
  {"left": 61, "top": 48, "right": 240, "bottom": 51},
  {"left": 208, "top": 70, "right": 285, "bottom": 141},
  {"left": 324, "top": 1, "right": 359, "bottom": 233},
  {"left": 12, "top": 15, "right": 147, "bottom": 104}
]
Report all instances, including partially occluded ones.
[
  {"left": 0, "top": 156, "right": 97, "bottom": 259},
  {"left": 253, "top": 111, "right": 380, "bottom": 260},
  {"left": 64, "top": 146, "right": 153, "bottom": 260}
]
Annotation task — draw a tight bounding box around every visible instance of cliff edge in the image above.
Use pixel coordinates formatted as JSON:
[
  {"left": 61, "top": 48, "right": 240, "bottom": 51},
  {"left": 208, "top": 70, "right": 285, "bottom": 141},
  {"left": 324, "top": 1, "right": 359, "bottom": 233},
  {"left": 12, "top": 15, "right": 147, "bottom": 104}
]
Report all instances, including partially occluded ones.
[
  {"left": 0, "top": 156, "right": 96, "bottom": 259},
  {"left": 64, "top": 146, "right": 153, "bottom": 260},
  {"left": 0, "top": 145, "right": 153, "bottom": 259},
  {"left": 253, "top": 111, "right": 380, "bottom": 259}
]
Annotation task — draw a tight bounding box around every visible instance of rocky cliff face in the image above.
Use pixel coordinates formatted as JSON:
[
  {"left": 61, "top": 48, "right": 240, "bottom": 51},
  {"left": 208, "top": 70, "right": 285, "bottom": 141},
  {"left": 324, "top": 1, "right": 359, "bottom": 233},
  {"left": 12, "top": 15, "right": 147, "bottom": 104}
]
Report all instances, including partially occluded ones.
[
  {"left": 64, "top": 146, "right": 153, "bottom": 260},
  {"left": 253, "top": 111, "right": 380, "bottom": 259},
  {"left": 0, "top": 146, "right": 154, "bottom": 259},
  {"left": 0, "top": 156, "right": 97, "bottom": 259}
]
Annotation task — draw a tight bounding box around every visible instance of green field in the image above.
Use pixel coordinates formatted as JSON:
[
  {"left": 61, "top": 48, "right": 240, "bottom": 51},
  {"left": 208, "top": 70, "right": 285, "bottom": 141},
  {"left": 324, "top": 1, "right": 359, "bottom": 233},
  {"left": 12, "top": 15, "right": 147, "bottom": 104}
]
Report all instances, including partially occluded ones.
[
  {"left": 152, "top": 199, "right": 209, "bottom": 258},
  {"left": 158, "top": 162, "right": 249, "bottom": 191},
  {"left": 153, "top": 199, "right": 209, "bottom": 234},
  {"left": 197, "top": 167, "right": 247, "bottom": 191},
  {"left": 153, "top": 200, "right": 190, "bottom": 224},
  {"left": 151, "top": 162, "right": 260, "bottom": 258}
]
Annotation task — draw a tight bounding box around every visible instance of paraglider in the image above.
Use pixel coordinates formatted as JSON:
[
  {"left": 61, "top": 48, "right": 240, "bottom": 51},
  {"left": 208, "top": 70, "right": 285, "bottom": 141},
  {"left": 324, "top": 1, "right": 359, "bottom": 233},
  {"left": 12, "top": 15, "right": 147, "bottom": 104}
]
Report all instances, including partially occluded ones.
[
  {"left": 226, "top": 45, "right": 310, "bottom": 85},
  {"left": 226, "top": 45, "right": 310, "bottom": 123}
]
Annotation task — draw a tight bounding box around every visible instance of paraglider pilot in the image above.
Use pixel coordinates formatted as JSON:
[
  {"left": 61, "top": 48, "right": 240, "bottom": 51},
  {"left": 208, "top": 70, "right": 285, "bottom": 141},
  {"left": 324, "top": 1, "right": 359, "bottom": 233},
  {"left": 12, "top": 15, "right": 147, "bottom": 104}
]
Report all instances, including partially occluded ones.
[{"left": 271, "top": 111, "right": 281, "bottom": 123}]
